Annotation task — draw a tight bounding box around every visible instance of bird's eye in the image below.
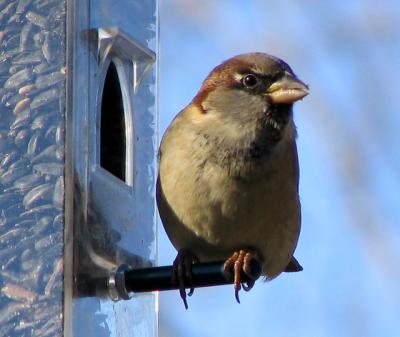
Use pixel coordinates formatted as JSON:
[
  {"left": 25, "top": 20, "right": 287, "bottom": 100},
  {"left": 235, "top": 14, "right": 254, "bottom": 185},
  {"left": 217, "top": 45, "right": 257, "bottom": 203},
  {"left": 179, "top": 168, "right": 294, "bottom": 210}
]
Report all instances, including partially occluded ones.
[{"left": 242, "top": 74, "right": 259, "bottom": 88}]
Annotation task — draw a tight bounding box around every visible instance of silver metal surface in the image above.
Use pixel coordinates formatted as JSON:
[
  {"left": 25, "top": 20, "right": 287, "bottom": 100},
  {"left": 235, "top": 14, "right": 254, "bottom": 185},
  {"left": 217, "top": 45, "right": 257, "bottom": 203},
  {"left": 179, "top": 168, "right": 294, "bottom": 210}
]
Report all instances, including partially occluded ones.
[
  {"left": 108, "top": 264, "right": 132, "bottom": 301},
  {"left": 65, "top": 1, "right": 158, "bottom": 337},
  {"left": 0, "top": 0, "right": 157, "bottom": 336},
  {"left": 0, "top": 0, "right": 66, "bottom": 336}
]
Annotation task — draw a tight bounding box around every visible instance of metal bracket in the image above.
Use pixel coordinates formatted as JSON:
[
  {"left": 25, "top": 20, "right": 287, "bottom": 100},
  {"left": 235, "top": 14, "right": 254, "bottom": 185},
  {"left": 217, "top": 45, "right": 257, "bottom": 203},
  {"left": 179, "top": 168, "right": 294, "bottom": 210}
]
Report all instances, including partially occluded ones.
[
  {"left": 108, "top": 264, "right": 132, "bottom": 301},
  {"left": 97, "top": 27, "right": 156, "bottom": 93}
]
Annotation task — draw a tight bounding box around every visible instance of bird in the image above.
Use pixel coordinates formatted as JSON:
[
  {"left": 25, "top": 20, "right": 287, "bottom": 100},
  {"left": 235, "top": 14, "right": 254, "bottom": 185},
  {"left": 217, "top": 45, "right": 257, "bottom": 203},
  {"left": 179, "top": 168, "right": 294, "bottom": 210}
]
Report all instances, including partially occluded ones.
[{"left": 156, "top": 52, "right": 308, "bottom": 309}]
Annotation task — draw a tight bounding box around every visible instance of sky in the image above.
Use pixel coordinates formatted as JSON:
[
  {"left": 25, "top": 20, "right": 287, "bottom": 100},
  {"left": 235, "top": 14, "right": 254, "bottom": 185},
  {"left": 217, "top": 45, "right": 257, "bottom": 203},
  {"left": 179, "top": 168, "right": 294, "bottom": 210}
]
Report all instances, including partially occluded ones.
[{"left": 157, "top": 1, "right": 400, "bottom": 337}]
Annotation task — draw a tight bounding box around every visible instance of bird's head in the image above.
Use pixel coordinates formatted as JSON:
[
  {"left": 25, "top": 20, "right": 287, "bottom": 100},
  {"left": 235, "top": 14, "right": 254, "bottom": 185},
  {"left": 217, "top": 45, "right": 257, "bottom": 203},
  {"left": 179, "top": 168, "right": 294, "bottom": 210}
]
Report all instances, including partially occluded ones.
[{"left": 192, "top": 53, "right": 308, "bottom": 138}]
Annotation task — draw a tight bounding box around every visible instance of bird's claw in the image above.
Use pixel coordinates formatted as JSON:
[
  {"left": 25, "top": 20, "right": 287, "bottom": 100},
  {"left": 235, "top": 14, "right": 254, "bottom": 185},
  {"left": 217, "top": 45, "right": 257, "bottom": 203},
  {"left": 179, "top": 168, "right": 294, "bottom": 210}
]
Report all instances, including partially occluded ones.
[
  {"left": 172, "top": 249, "right": 199, "bottom": 309},
  {"left": 224, "top": 250, "right": 258, "bottom": 303}
]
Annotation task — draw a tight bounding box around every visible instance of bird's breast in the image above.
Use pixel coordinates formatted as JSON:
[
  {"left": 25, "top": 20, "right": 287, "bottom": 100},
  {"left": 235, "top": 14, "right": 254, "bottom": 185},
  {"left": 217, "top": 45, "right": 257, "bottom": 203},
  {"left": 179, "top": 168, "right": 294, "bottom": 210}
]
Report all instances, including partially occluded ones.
[
  {"left": 158, "top": 109, "right": 300, "bottom": 277},
  {"left": 159, "top": 130, "right": 299, "bottom": 247}
]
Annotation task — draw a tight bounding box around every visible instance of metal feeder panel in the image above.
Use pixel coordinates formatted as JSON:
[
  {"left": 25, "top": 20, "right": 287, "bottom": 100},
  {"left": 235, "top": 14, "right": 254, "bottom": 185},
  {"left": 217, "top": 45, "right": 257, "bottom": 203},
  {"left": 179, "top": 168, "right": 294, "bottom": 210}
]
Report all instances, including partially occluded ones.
[{"left": 0, "top": 1, "right": 158, "bottom": 336}]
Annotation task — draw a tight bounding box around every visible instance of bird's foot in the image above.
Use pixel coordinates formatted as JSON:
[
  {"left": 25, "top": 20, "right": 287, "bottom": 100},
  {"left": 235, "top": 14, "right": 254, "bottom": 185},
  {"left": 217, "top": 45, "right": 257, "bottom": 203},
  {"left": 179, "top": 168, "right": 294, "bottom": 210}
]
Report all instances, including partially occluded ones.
[
  {"left": 172, "top": 249, "right": 199, "bottom": 309},
  {"left": 223, "top": 249, "right": 258, "bottom": 303}
]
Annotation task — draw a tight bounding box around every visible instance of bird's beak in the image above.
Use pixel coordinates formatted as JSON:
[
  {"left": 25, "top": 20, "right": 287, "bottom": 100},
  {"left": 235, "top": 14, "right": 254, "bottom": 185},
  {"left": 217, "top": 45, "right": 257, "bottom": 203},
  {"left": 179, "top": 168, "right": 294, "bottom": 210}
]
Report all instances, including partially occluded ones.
[{"left": 265, "top": 73, "right": 309, "bottom": 104}]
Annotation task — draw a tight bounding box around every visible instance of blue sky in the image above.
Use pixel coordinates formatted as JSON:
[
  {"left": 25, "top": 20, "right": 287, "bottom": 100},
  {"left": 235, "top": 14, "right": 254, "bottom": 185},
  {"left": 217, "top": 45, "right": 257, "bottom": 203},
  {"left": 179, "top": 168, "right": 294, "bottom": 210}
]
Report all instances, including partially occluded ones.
[{"left": 158, "top": 2, "right": 400, "bottom": 336}]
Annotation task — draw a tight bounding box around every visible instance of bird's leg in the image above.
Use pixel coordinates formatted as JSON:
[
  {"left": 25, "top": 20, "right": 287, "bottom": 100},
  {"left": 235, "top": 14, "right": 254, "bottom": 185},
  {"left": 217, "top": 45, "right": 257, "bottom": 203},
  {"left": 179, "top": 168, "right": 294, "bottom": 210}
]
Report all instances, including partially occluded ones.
[
  {"left": 171, "top": 249, "right": 199, "bottom": 309},
  {"left": 223, "top": 249, "right": 258, "bottom": 303}
]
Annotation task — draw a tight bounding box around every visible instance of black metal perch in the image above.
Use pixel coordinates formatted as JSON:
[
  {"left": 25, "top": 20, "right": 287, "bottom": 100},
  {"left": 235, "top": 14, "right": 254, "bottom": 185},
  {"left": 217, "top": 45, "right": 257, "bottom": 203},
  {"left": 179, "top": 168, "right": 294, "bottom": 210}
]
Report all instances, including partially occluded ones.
[{"left": 108, "top": 259, "right": 262, "bottom": 300}]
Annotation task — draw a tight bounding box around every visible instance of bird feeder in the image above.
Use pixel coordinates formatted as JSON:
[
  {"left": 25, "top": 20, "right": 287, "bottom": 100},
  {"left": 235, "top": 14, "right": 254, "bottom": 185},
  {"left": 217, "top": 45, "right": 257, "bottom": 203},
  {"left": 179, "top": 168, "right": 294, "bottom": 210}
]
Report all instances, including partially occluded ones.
[{"left": 0, "top": 1, "right": 158, "bottom": 336}]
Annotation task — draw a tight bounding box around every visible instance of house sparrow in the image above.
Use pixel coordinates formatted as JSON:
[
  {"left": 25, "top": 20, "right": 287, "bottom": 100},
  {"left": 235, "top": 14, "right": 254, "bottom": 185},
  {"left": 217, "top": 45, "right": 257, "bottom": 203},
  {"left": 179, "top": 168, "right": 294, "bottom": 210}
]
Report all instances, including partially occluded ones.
[{"left": 157, "top": 53, "right": 308, "bottom": 308}]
